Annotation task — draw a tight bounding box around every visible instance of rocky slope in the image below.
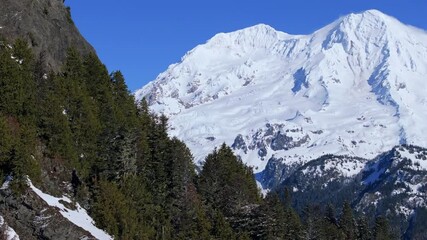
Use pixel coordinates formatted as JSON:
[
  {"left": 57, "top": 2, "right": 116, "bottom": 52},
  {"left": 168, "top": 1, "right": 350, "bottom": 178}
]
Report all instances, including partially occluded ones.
[
  {"left": 0, "top": 179, "right": 112, "bottom": 240},
  {"left": 0, "top": 0, "right": 95, "bottom": 70},
  {"left": 135, "top": 10, "right": 427, "bottom": 184},
  {"left": 274, "top": 145, "right": 427, "bottom": 237}
]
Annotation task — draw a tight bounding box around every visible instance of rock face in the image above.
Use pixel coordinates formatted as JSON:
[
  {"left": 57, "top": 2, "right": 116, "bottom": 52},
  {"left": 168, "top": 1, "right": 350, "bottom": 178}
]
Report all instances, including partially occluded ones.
[
  {"left": 0, "top": 0, "right": 95, "bottom": 70},
  {"left": 0, "top": 187, "right": 95, "bottom": 240}
]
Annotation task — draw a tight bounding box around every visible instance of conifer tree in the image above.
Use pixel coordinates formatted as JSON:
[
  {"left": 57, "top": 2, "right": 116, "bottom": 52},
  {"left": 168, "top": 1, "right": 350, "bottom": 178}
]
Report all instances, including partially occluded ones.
[
  {"left": 356, "top": 215, "right": 371, "bottom": 240},
  {"left": 198, "top": 144, "right": 260, "bottom": 215},
  {"left": 340, "top": 201, "right": 355, "bottom": 240},
  {"left": 321, "top": 204, "right": 342, "bottom": 240},
  {"left": 0, "top": 115, "right": 13, "bottom": 177},
  {"left": 264, "top": 192, "right": 286, "bottom": 239},
  {"left": 302, "top": 205, "right": 323, "bottom": 240},
  {"left": 210, "top": 210, "right": 236, "bottom": 240},
  {"left": 373, "top": 216, "right": 392, "bottom": 240},
  {"left": 61, "top": 48, "right": 101, "bottom": 177},
  {"left": 0, "top": 40, "right": 24, "bottom": 115}
]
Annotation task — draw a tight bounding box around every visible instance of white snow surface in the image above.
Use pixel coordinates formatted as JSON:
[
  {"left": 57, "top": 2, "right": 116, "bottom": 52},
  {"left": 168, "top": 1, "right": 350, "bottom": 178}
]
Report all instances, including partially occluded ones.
[
  {"left": 135, "top": 10, "right": 427, "bottom": 174},
  {"left": 28, "top": 180, "right": 113, "bottom": 240},
  {"left": 0, "top": 216, "right": 20, "bottom": 240}
]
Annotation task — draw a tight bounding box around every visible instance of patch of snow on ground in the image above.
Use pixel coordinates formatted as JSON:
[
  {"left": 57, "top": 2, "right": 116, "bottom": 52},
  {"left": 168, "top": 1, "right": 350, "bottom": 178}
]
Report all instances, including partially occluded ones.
[
  {"left": 0, "top": 180, "right": 10, "bottom": 190},
  {"left": 323, "top": 158, "right": 366, "bottom": 177},
  {"left": 398, "top": 148, "right": 427, "bottom": 171},
  {"left": 0, "top": 215, "right": 20, "bottom": 240},
  {"left": 28, "top": 180, "right": 113, "bottom": 240},
  {"left": 397, "top": 205, "right": 413, "bottom": 218},
  {"left": 391, "top": 188, "right": 406, "bottom": 196}
]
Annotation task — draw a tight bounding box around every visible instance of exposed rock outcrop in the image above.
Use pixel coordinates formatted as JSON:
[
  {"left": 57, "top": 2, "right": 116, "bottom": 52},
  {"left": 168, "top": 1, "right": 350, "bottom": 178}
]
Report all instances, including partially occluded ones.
[
  {"left": 0, "top": 187, "right": 96, "bottom": 240},
  {"left": 0, "top": 0, "right": 95, "bottom": 70}
]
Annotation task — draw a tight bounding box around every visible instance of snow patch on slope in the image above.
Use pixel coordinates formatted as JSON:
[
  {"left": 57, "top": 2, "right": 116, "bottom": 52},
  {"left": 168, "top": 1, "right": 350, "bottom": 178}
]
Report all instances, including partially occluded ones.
[
  {"left": 28, "top": 180, "right": 113, "bottom": 240},
  {"left": 0, "top": 216, "right": 19, "bottom": 240}
]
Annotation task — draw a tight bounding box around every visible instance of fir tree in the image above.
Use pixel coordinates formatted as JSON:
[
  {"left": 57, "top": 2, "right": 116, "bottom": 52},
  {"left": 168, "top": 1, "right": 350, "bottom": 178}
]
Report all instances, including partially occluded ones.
[
  {"left": 198, "top": 144, "right": 260, "bottom": 215},
  {"left": 340, "top": 201, "right": 356, "bottom": 240},
  {"left": 373, "top": 216, "right": 392, "bottom": 240},
  {"left": 356, "top": 215, "right": 371, "bottom": 240}
]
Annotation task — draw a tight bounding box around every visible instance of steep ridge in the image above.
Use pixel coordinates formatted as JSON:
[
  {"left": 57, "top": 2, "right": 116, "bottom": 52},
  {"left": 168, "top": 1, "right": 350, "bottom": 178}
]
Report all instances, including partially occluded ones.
[
  {"left": 136, "top": 10, "right": 427, "bottom": 179},
  {"left": 0, "top": 0, "right": 95, "bottom": 70}
]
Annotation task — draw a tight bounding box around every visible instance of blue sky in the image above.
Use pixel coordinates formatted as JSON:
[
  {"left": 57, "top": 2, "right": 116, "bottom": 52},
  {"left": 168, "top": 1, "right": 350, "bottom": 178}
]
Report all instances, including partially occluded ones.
[{"left": 67, "top": 0, "right": 427, "bottom": 91}]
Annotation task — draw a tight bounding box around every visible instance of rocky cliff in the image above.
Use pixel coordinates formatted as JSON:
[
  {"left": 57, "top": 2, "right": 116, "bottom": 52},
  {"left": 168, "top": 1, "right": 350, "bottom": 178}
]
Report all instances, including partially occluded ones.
[{"left": 0, "top": 0, "right": 95, "bottom": 70}]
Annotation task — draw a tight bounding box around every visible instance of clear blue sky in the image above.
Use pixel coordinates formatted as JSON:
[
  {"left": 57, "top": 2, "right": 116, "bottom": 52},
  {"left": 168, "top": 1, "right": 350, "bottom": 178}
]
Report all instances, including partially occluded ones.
[{"left": 67, "top": 0, "right": 427, "bottom": 92}]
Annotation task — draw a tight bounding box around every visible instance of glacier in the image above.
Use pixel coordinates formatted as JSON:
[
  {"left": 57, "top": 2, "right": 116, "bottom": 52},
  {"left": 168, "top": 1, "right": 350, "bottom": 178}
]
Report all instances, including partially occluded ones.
[{"left": 135, "top": 10, "right": 427, "bottom": 178}]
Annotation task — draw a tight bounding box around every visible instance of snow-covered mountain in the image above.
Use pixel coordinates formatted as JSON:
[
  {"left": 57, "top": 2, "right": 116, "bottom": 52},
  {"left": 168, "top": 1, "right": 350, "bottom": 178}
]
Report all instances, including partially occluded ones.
[{"left": 135, "top": 10, "right": 427, "bottom": 178}]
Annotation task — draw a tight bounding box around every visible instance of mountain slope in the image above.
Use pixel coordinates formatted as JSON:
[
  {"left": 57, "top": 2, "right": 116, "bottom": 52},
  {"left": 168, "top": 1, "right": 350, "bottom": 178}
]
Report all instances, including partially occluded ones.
[
  {"left": 276, "top": 145, "right": 427, "bottom": 237},
  {"left": 135, "top": 10, "right": 427, "bottom": 177}
]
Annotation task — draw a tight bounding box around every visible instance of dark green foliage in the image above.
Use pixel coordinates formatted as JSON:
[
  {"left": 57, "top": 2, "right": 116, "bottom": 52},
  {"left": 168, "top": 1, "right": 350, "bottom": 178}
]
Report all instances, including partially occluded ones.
[
  {"left": 91, "top": 180, "right": 137, "bottom": 239},
  {"left": 356, "top": 215, "right": 371, "bottom": 240},
  {"left": 340, "top": 201, "right": 356, "bottom": 240},
  {"left": 320, "top": 204, "right": 342, "bottom": 239},
  {"left": 198, "top": 143, "right": 260, "bottom": 214},
  {"left": 302, "top": 205, "right": 324, "bottom": 240},
  {"left": 0, "top": 38, "right": 40, "bottom": 187},
  {"left": 0, "top": 115, "right": 13, "bottom": 173},
  {"left": 210, "top": 210, "right": 236, "bottom": 240},
  {"left": 0, "top": 39, "right": 35, "bottom": 117},
  {"left": 373, "top": 216, "right": 393, "bottom": 240}
]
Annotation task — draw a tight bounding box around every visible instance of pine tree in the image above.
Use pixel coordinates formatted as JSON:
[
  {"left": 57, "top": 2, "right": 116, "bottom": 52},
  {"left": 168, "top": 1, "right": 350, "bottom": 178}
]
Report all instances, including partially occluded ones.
[
  {"left": 373, "top": 216, "right": 392, "bottom": 240},
  {"left": 210, "top": 210, "right": 236, "bottom": 240},
  {"left": 91, "top": 180, "right": 140, "bottom": 239},
  {"left": 0, "top": 115, "right": 13, "bottom": 177},
  {"left": 340, "top": 201, "right": 355, "bottom": 240},
  {"left": 198, "top": 144, "right": 260, "bottom": 215},
  {"left": 321, "top": 204, "right": 343, "bottom": 240},
  {"left": 264, "top": 192, "right": 286, "bottom": 239},
  {"left": 61, "top": 48, "right": 101, "bottom": 177},
  {"left": 285, "top": 208, "right": 303, "bottom": 240},
  {"left": 0, "top": 39, "right": 25, "bottom": 116},
  {"left": 36, "top": 73, "right": 76, "bottom": 163},
  {"left": 302, "top": 205, "right": 323, "bottom": 240},
  {"left": 356, "top": 215, "right": 371, "bottom": 240},
  {"left": 12, "top": 39, "right": 37, "bottom": 120}
]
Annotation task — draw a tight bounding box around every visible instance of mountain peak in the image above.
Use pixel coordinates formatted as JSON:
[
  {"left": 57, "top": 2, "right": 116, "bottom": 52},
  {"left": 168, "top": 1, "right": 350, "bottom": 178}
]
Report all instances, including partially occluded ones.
[
  {"left": 204, "top": 23, "right": 287, "bottom": 50},
  {"left": 335, "top": 9, "right": 399, "bottom": 32},
  {"left": 136, "top": 11, "right": 427, "bottom": 174},
  {"left": 358, "top": 9, "right": 389, "bottom": 18},
  {"left": 344, "top": 9, "right": 391, "bottom": 22},
  {"left": 238, "top": 24, "right": 278, "bottom": 34}
]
